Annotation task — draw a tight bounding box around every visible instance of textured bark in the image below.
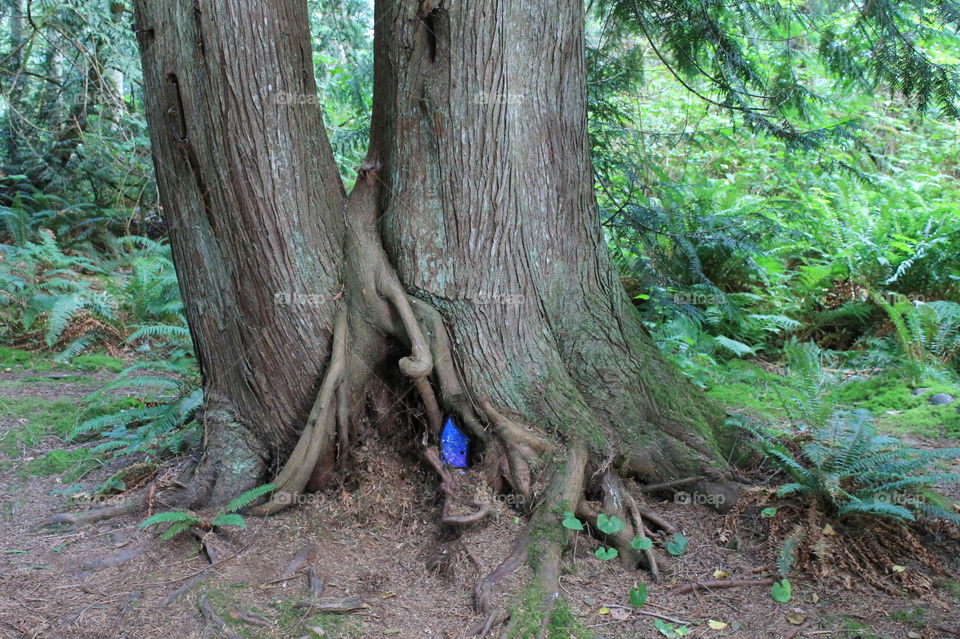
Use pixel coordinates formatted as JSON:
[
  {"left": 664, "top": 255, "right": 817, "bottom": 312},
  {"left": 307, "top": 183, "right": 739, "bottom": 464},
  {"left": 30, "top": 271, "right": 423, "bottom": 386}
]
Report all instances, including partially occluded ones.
[
  {"left": 133, "top": 0, "right": 347, "bottom": 502},
  {"left": 372, "top": 0, "right": 728, "bottom": 477}
]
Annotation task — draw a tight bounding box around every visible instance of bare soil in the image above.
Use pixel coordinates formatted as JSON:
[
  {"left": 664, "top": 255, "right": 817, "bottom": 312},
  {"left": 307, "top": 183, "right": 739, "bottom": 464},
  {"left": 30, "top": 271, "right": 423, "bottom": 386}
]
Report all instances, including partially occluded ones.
[{"left": 0, "top": 370, "right": 958, "bottom": 639}]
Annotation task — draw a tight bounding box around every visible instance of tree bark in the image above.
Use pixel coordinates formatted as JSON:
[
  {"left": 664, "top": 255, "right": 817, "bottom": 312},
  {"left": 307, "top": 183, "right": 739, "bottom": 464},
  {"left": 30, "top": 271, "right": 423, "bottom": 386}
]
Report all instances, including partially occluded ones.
[{"left": 133, "top": 0, "right": 347, "bottom": 503}]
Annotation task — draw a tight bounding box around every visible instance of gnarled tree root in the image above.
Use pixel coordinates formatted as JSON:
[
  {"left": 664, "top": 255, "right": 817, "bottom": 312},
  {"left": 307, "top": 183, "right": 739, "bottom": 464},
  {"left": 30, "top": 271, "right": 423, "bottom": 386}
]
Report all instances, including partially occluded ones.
[
  {"left": 250, "top": 310, "right": 348, "bottom": 516},
  {"left": 469, "top": 443, "right": 589, "bottom": 638}
]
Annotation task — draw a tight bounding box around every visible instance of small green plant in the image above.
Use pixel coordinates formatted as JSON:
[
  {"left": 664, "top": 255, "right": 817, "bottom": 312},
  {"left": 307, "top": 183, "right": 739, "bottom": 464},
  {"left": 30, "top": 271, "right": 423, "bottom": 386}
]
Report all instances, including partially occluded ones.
[
  {"left": 770, "top": 578, "right": 792, "bottom": 603},
  {"left": 736, "top": 411, "right": 960, "bottom": 524},
  {"left": 653, "top": 617, "right": 689, "bottom": 637},
  {"left": 629, "top": 583, "right": 648, "bottom": 606},
  {"left": 561, "top": 511, "right": 584, "bottom": 530},
  {"left": 141, "top": 484, "right": 275, "bottom": 540},
  {"left": 665, "top": 532, "right": 687, "bottom": 556},
  {"left": 596, "top": 514, "right": 624, "bottom": 534},
  {"left": 595, "top": 546, "right": 618, "bottom": 561},
  {"left": 630, "top": 535, "right": 653, "bottom": 550}
]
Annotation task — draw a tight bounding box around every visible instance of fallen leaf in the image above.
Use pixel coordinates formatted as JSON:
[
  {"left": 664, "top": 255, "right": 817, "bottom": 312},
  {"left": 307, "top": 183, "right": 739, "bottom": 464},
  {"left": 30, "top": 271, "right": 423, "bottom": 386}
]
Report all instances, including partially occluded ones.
[
  {"left": 786, "top": 613, "right": 806, "bottom": 625},
  {"left": 712, "top": 569, "right": 729, "bottom": 579},
  {"left": 892, "top": 565, "right": 906, "bottom": 573},
  {"left": 812, "top": 593, "right": 820, "bottom": 604},
  {"left": 598, "top": 607, "right": 611, "bottom": 615},
  {"left": 822, "top": 524, "right": 836, "bottom": 536},
  {"left": 707, "top": 620, "right": 727, "bottom": 630}
]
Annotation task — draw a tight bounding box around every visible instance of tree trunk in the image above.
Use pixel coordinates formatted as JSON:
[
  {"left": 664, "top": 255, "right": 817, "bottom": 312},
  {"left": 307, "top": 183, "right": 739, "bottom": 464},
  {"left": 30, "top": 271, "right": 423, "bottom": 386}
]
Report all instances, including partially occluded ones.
[
  {"left": 3, "top": 0, "right": 25, "bottom": 165},
  {"left": 133, "top": 0, "right": 737, "bottom": 633},
  {"left": 133, "top": 0, "right": 347, "bottom": 503}
]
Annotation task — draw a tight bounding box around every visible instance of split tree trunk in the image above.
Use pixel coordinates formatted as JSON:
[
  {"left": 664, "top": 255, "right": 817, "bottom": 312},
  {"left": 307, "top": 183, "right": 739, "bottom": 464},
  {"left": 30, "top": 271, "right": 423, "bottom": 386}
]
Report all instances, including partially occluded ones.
[{"left": 134, "top": 0, "right": 738, "bottom": 633}]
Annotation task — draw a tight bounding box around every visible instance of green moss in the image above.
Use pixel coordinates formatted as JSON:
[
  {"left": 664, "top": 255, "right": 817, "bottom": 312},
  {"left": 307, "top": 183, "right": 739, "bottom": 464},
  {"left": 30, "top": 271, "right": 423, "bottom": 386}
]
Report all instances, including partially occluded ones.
[
  {"left": 0, "top": 347, "right": 52, "bottom": 371},
  {"left": 0, "top": 396, "right": 144, "bottom": 455},
  {"left": 272, "top": 598, "right": 362, "bottom": 638},
  {"left": 839, "top": 616, "right": 884, "bottom": 639},
  {"left": 526, "top": 515, "right": 566, "bottom": 570},
  {"left": 889, "top": 606, "right": 926, "bottom": 629},
  {"left": 19, "top": 448, "right": 97, "bottom": 480},
  {"left": 836, "top": 374, "right": 960, "bottom": 440},
  {"left": 70, "top": 353, "right": 125, "bottom": 373},
  {"left": 507, "top": 581, "right": 590, "bottom": 639},
  {"left": 707, "top": 381, "right": 786, "bottom": 423},
  {"left": 0, "top": 347, "right": 124, "bottom": 373}
]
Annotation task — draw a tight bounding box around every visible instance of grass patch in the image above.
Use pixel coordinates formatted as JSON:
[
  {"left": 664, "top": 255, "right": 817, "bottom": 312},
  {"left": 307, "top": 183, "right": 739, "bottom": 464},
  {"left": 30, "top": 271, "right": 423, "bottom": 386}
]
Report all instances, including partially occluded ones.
[
  {"left": 0, "top": 396, "right": 145, "bottom": 455},
  {"left": 19, "top": 448, "right": 98, "bottom": 480},
  {"left": 0, "top": 347, "right": 124, "bottom": 374}
]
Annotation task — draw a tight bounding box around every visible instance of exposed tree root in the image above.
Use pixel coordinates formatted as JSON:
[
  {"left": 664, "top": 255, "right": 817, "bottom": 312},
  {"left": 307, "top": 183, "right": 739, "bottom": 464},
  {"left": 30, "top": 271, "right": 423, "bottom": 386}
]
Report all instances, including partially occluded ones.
[
  {"left": 470, "top": 443, "right": 589, "bottom": 638},
  {"left": 250, "top": 310, "right": 348, "bottom": 516},
  {"left": 292, "top": 596, "right": 369, "bottom": 613},
  {"left": 191, "top": 528, "right": 234, "bottom": 564},
  {"left": 198, "top": 594, "right": 242, "bottom": 639},
  {"left": 160, "top": 571, "right": 212, "bottom": 608},
  {"left": 307, "top": 567, "right": 325, "bottom": 598},
  {"left": 35, "top": 501, "right": 139, "bottom": 530},
  {"left": 262, "top": 544, "right": 320, "bottom": 585}
]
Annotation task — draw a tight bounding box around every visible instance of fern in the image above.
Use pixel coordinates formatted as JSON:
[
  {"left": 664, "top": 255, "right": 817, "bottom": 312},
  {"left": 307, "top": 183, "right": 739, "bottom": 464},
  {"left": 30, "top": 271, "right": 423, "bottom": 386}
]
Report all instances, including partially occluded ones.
[
  {"left": 734, "top": 411, "right": 960, "bottom": 524},
  {"left": 221, "top": 483, "right": 276, "bottom": 514},
  {"left": 211, "top": 513, "right": 247, "bottom": 529}
]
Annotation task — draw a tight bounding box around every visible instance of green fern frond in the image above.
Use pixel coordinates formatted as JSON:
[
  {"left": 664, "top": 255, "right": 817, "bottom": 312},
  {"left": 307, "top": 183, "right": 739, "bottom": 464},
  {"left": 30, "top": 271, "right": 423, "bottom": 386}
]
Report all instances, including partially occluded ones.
[
  {"left": 222, "top": 483, "right": 276, "bottom": 514},
  {"left": 211, "top": 513, "right": 247, "bottom": 529},
  {"left": 141, "top": 510, "right": 201, "bottom": 528}
]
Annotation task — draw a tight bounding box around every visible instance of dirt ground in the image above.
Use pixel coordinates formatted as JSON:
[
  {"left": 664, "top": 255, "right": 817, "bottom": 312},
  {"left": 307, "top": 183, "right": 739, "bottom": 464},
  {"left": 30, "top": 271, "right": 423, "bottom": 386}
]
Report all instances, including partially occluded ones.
[{"left": 0, "top": 367, "right": 958, "bottom": 639}]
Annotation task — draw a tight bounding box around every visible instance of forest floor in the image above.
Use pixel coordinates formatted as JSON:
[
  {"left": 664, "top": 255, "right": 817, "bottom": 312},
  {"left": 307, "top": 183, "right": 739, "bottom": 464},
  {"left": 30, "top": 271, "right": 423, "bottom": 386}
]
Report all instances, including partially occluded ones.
[{"left": 0, "top": 358, "right": 959, "bottom": 639}]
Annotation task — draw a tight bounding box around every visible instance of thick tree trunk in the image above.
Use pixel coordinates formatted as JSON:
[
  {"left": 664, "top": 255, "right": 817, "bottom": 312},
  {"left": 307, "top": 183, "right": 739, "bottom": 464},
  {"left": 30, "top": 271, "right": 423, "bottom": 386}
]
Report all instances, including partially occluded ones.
[
  {"left": 372, "top": 0, "right": 728, "bottom": 477},
  {"left": 133, "top": 0, "right": 347, "bottom": 503},
  {"left": 133, "top": 0, "right": 737, "bottom": 634}
]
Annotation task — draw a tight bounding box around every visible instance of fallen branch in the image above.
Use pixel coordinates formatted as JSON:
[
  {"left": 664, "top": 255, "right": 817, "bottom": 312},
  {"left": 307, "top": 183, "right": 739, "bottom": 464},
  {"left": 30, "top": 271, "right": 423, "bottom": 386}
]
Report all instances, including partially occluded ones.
[
  {"left": 674, "top": 578, "right": 774, "bottom": 594},
  {"left": 261, "top": 544, "right": 319, "bottom": 586},
  {"left": 292, "top": 596, "right": 368, "bottom": 614},
  {"left": 160, "top": 571, "right": 212, "bottom": 608}
]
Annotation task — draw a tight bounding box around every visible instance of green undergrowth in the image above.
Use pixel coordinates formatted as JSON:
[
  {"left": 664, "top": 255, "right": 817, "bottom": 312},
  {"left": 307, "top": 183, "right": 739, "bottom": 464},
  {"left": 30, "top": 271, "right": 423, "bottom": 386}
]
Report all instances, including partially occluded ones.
[
  {"left": 707, "top": 358, "right": 960, "bottom": 442},
  {"left": 192, "top": 583, "right": 364, "bottom": 638},
  {"left": 0, "top": 396, "right": 143, "bottom": 456},
  {"left": 19, "top": 448, "right": 98, "bottom": 481},
  {"left": 836, "top": 373, "right": 960, "bottom": 440},
  {"left": 507, "top": 580, "right": 588, "bottom": 639},
  {"left": 0, "top": 347, "right": 124, "bottom": 374}
]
